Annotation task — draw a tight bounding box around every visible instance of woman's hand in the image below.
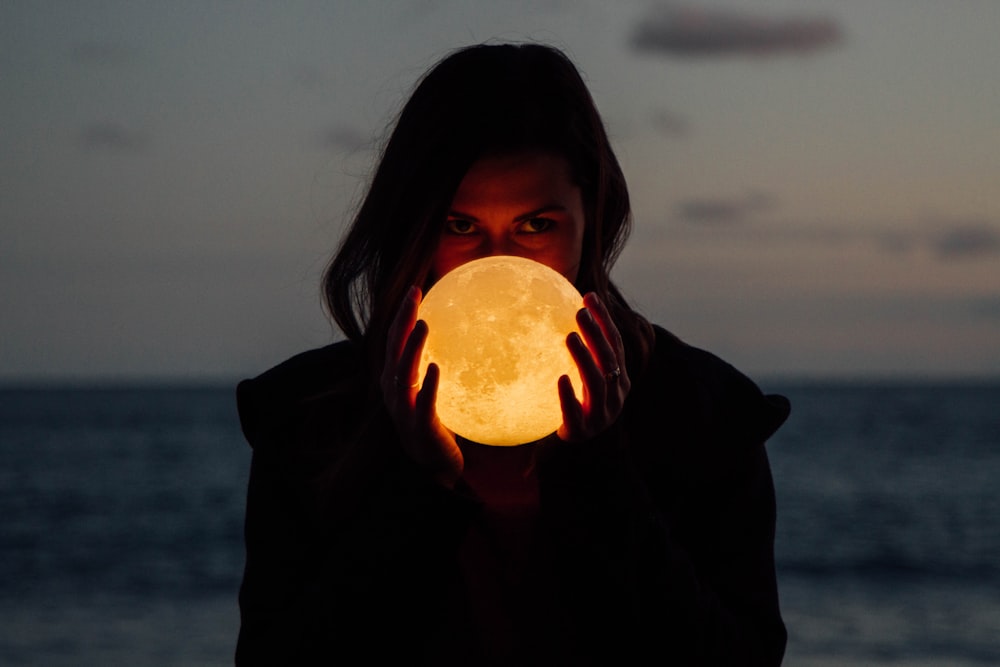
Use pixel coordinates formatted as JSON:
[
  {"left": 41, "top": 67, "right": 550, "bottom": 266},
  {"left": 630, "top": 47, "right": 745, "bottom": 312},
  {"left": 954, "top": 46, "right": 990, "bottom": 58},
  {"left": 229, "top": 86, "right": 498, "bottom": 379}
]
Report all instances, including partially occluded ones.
[
  {"left": 557, "top": 292, "right": 631, "bottom": 442},
  {"left": 380, "top": 286, "right": 464, "bottom": 487}
]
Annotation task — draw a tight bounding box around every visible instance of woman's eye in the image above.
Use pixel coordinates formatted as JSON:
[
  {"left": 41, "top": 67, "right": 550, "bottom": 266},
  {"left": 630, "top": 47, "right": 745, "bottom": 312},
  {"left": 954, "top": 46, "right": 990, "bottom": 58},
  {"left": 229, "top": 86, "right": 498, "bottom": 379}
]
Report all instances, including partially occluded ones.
[
  {"left": 445, "top": 219, "right": 475, "bottom": 235},
  {"left": 520, "top": 218, "right": 554, "bottom": 234}
]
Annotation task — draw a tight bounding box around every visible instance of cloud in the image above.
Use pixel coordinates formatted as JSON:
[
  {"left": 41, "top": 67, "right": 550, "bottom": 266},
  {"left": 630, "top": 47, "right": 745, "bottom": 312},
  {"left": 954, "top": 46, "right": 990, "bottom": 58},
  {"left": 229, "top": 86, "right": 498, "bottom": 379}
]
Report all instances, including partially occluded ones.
[
  {"left": 813, "top": 220, "right": 1000, "bottom": 261},
  {"left": 650, "top": 109, "right": 690, "bottom": 137},
  {"left": 319, "top": 125, "right": 371, "bottom": 153},
  {"left": 631, "top": 4, "right": 842, "bottom": 58},
  {"left": 675, "top": 191, "right": 775, "bottom": 224},
  {"left": 78, "top": 122, "right": 149, "bottom": 153},
  {"left": 968, "top": 295, "right": 1000, "bottom": 320},
  {"left": 872, "top": 230, "right": 917, "bottom": 255},
  {"left": 643, "top": 207, "right": 1000, "bottom": 268},
  {"left": 806, "top": 220, "right": 1000, "bottom": 261},
  {"left": 812, "top": 220, "right": 1000, "bottom": 261},
  {"left": 932, "top": 224, "right": 1000, "bottom": 259}
]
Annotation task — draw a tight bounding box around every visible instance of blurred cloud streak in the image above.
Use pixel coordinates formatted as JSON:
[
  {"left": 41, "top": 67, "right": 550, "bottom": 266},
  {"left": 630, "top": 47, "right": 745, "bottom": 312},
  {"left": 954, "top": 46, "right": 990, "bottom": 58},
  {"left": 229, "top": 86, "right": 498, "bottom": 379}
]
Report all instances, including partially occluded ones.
[
  {"left": 78, "top": 121, "right": 149, "bottom": 153},
  {"left": 969, "top": 296, "right": 1000, "bottom": 320},
  {"left": 631, "top": 4, "right": 842, "bottom": 58},
  {"left": 650, "top": 109, "right": 690, "bottom": 137},
  {"left": 932, "top": 224, "right": 1000, "bottom": 260},
  {"left": 676, "top": 191, "right": 775, "bottom": 224},
  {"left": 319, "top": 125, "right": 371, "bottom": 154}
]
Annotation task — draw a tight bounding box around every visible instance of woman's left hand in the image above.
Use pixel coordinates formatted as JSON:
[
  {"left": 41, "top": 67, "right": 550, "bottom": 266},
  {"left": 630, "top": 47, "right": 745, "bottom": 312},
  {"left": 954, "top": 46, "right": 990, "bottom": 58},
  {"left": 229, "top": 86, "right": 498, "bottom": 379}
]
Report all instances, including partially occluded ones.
[{"left": 557, "top": 292, "right": 630, "bottom": 442}]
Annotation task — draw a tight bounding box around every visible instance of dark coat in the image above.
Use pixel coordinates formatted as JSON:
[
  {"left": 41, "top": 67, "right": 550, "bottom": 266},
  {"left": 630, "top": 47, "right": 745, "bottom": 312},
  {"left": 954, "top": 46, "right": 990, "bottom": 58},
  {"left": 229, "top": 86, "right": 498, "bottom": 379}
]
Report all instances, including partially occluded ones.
[{"left": 235, "top": 325, "right": 789, "bottom": 665}]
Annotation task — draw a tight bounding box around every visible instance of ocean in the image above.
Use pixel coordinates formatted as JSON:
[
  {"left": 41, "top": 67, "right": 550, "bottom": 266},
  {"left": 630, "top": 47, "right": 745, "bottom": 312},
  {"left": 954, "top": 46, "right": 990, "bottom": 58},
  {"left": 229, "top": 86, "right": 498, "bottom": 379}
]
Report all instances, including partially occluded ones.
[{"left": 1, "top": 381, "right": 998, "bottom": 665}]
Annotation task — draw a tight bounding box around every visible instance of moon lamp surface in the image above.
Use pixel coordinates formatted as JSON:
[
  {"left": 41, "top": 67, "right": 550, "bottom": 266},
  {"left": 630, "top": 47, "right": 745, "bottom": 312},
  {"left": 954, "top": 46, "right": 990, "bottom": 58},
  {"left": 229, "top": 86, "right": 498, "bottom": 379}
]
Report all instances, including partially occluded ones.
[{"left": 418, "top": 255, "right": 584, "bottom": 446}]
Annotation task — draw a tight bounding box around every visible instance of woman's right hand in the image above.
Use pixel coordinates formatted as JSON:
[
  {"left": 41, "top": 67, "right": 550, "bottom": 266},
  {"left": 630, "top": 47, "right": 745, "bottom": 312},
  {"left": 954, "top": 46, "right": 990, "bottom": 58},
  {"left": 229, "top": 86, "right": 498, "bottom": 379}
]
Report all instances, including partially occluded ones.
[{"left": 380, "top": 286, "right": 464, "bottom": 488}]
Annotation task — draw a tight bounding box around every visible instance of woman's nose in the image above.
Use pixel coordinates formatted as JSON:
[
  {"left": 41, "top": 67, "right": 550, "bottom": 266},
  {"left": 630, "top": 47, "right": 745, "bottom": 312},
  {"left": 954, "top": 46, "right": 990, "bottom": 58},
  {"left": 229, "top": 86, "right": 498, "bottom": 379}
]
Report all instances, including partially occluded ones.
[{"left": 481, "top": 234, "right": 516, "bottom": 258}]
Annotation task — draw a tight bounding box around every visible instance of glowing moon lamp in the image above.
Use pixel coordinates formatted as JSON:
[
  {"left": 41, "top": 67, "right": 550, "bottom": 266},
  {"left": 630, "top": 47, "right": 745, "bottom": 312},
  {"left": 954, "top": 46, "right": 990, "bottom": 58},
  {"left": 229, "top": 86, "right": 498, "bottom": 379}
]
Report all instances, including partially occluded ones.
[{"left": 418, "top": 255, "right": 584, "bottom": 446}]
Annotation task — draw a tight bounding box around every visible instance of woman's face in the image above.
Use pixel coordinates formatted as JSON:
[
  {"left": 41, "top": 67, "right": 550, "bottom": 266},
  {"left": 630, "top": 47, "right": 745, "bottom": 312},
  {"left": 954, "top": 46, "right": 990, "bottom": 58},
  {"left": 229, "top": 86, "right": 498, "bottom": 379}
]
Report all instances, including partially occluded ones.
[{"left": 429, "top": 151, "right": 585, "bottom": 285}]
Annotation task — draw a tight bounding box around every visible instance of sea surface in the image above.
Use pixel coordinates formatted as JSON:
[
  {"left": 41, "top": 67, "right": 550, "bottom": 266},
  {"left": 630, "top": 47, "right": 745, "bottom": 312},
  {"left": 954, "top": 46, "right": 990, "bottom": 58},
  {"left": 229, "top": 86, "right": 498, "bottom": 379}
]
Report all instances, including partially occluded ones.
[{"left": 1, "top": 381, "right": 998, "bottom": 665}]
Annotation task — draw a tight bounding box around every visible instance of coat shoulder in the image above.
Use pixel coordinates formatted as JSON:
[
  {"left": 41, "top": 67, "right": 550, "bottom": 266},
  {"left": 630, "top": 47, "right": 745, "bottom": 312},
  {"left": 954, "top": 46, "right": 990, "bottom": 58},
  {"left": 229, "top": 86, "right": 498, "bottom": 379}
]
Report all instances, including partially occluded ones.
[
  {"left": 638, "top": 325, "right": 790, "bottom": 445},
  {"left": 235, "top": 340, "right": 368, "bottom": 451}
]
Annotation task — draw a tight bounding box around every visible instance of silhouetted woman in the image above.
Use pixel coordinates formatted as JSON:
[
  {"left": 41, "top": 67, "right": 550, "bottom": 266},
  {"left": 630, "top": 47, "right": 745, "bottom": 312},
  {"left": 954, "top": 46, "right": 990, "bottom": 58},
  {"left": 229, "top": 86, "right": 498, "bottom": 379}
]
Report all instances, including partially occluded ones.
[{"left": 235, "top": 42, "right": 789, "bottom": 665}]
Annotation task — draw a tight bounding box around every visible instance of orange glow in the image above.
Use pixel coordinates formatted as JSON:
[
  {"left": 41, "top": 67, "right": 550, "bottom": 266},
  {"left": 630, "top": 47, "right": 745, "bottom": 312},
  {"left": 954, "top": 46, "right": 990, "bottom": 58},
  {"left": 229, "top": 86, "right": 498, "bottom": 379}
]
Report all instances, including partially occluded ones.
[{"left": 418, "top": 256, "right": 584, "bottom": 445}]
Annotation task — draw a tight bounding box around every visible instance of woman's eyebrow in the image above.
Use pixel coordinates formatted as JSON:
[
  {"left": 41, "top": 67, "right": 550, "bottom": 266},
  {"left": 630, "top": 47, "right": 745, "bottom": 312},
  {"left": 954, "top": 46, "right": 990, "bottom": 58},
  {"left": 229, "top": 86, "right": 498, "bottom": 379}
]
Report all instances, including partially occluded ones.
[
  {"left": 446, "top": 208, "right": 479, "bottom": 221},
  {"left": 514, "top": 204, "right": 568, "bottom": 222},
  {"left": 447, "top": 204, "right": 568, "bottom": 222}
]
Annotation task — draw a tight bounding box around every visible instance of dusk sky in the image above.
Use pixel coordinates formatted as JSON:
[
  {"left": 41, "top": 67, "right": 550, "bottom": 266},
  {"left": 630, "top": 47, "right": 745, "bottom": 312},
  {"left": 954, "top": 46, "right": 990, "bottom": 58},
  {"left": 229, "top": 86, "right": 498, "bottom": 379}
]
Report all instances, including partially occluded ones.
[{"left": 3, "top": 1, "right": 999, "bottom": 382}]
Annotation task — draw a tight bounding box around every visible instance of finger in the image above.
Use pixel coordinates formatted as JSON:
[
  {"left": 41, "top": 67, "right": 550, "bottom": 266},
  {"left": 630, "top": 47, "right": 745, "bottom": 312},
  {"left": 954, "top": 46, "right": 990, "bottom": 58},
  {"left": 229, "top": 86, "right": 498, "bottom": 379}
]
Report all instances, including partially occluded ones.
[
  {"left": 566, "top": 331, "right": 604, "bottom": 411},
  {"left": 384, "top": 286, "right": 422, "bottom": 367},
  {"left": 557, "top": 374, "right": 584, "bottom": 440},
  {"left": 397, "top": 319, "right": 429, "bottom": 389},
  {"left": 582, "top": 293, "right": 619, "bottom": 340},
  {"left": 581, "top": 295, "right": 630, "bottom": 402},
  {"left": 583, "top": 293, "right": 626, "bottom": 367},
  {"left": 381, "top": 287, "right": 424, "bottom": 399},
  {"left": 577, "top": 306, "right": 618, "bottom": 376},
  {"left": 414, "top": 361, "right": 439, "bottom": 424}
]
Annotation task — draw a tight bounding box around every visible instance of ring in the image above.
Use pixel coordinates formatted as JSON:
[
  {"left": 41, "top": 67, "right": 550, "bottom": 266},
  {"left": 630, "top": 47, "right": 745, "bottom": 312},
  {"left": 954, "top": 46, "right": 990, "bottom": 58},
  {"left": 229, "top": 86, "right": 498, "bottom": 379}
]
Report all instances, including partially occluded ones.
[
  {"left": 394, "top": 375, "right": 420, "bottom": 389},
  {"left": 605, "top": 367, "right": 622, "bottom": 382}
]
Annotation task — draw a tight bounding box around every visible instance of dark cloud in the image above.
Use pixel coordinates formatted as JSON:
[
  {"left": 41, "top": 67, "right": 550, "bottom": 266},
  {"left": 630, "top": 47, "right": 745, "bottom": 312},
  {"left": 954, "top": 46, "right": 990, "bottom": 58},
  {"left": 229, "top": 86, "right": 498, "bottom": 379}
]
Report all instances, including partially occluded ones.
[
  {"left": 841, "top": 220, "right": 1000, "bottom": 261},
  {"left": 631, "top": 4, "right": 842, "bottom": 58},
  {"left": 71, "top": 41, "right": 136, "bottom": 66},
  {"left": 968, "top": 295, "right": 1000, "bottom": 320},
  {"left": 932, "top": 224, "right": 1000, "bottom": 259},
  {"left": 652, "top": 210, "right": 1000, "bottom": 266},
  {"left": 320, "top": 125, "right": 370, "bottom": 153},
  {"left": 78, "top": 122, "right": 149, "bottom": 153},
  {"left": 873, "top": 230, "right": 917, "bottom": 255},
  {"left": 676, "top": 191, "right": 775, "bottom": 224},
  {"left": 650, "top": 109, "right": 689, "bottom": 137}
]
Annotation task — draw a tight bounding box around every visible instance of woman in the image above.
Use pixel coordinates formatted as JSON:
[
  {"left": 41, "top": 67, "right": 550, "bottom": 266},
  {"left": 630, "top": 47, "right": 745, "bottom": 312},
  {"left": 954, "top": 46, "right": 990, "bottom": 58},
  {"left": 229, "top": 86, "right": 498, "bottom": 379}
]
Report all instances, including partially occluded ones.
[{"left": 236, "top": 43, "right": 789, "bottom": 665}]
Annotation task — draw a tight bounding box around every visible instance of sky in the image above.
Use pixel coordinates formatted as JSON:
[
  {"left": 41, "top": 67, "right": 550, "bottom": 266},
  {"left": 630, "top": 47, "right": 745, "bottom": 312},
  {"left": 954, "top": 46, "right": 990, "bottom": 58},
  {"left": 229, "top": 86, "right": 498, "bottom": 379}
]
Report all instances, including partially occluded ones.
[{"left": 2, "top": 0, "right": 999, "bottom": 382}]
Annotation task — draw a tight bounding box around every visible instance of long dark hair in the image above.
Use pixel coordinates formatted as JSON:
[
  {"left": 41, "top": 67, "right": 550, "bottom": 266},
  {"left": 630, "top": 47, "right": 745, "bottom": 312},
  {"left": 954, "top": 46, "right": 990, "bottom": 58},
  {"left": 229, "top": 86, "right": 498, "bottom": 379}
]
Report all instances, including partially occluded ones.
[{"left": 324, "top": 43, "right": 651, "bottom": 383}]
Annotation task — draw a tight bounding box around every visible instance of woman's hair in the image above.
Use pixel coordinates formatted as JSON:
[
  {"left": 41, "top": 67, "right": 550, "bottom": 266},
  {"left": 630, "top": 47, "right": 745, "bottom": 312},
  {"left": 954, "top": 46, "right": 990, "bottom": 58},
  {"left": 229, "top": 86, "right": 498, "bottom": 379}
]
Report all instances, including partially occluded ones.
[{"left": 324, "top": 42, "right": 651, "bottom": 379}]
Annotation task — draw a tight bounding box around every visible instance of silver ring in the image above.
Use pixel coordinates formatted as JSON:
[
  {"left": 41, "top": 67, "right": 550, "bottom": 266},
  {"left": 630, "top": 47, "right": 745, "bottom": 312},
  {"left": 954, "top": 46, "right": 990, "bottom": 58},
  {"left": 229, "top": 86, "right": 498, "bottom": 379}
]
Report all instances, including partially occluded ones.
[{"left": 605, "top": 367, "right": 622, "bottom": 382}]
